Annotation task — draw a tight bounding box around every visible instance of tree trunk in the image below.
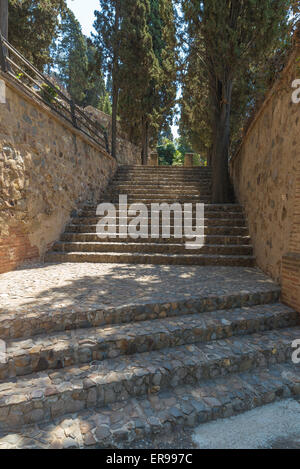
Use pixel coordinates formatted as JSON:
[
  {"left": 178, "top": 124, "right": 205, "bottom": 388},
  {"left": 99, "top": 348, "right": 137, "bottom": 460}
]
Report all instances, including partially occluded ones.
[
  {"left": 0, "top": 0, "right": 8, "bottom": 39},
  {"left": 211, "top": 78, "right": 233, "bottom": 203},
  {"left": 0, "top": 0, "right": 8, "bottom": 70},
  {"left": 111, "top": 75, "right": 118, "bottom": 159},
  {"left": 141, "top": 118, "right": 149, "bottom": 166},
  {"left": 207, "top": 145, "right": 213, "bottom": 167},
  {"left": 111, "top": 0, "right": 120, "bottom": 159}
]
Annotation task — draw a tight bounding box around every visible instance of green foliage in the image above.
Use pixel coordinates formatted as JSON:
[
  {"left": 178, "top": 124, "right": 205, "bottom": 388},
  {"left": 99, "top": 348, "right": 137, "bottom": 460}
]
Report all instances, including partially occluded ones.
[
  {"left": 117, "top": 0, "right": 177, "bottom": 162},
  {"left": 180, "top": 0, "right": 297, "bottom": 201},
  {"left": 84, "top": 39, "right": 109, "bottom": 110},
  {"left": 51, "top": 9, "right": 109, "bottom": 109},
  {"left": 117, "top": 0, "right": 160, "bottom": 153},
  {"left": 94, "top": 0, "right": 177, "bottom": 161},
  {"left": 157, "top": 138, "right": 178, "bottom": 165},
  {"left": 157, "top": 137, "right": 206, "bottom": 166},
  {"left": 40, "top": 83, "right": 59, "bottom": 104},
  {"left": 93, "top": 0, "right": 122, "bottom": 157},
  {"left": 51, "top": 9, "right": 88, "bottom": 105},
  {"left": 8, "top": 0, "right": 67, "bottom": 70}
]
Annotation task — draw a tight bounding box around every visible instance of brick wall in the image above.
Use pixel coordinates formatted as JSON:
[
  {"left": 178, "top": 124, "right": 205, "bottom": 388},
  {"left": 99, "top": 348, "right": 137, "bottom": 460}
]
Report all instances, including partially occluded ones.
[
  {"left": 230, "top": 43, "right": 300, "bottom": 283},
  {"left": 282, "top": 158, "right": 300, "bottom": 312},
  {"left": 0, "top": 228, "right": 39, "bottom": 274}
]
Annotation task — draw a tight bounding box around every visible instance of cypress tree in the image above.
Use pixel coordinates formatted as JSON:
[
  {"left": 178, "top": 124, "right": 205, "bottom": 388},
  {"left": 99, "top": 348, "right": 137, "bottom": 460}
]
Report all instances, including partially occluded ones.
[
  {"left": 118, "top": 0, "right": 177, "bottom": 164},
  {"left": 93, "top": 0, "right": 121, "bottom": 158},
  {"left": 51, "top": 9, "right": 89, "bottom": 106},
  {"left": 8, "top": 0, "right": 67, "bottom": 70},
  {"left": 181, "top": 0, "right": 295, "bottom": 203}
]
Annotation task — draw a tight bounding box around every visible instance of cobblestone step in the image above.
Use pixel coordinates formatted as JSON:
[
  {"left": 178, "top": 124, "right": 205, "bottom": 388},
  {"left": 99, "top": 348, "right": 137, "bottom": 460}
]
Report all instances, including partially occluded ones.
[
  {"left": 0, "top": 286, "right": 280, "bottom": 340},
  {"left": 61, "top": 233, "right": 252, "bottom": 245},
  {"left": 79, "top": 209, "right": 245, "bottom": 219},
  {"left": 81, "top": 203, "right": 244, "bottom": 213},
  {"left": 45, "top": 251, "right": 256, "bottom": 266},
  {"left": 52, "top": 242, "right": 253, "bottom": 256},
  {"left": 0, "top": 327, "right": 299, "bottom": 432},
  {"left": 102, "top": 198, "right": 212, "bottom": 204},
  {"left": 70, "top": 217, "right": 247, "bottom": 227},
  {"left": 109, "top": 188, "right": 211, "bottom": 195},
  {"left": 113, "top": 183, "right": 212, "bottom": 189},
  {"left": 1, "top": 362, "right": 298, "bottom": 449},
  {"left": 0, "top": 303, "right": 296, "bottom": 381},
  {"left": 115, "top": 170, "right": 211, "bottom": 175},
  {"left": 65, "top": 225, "right": 249, "bottom": 236},
  {"left": 107, "top": 193, "right": 213, "bottom": 200}
]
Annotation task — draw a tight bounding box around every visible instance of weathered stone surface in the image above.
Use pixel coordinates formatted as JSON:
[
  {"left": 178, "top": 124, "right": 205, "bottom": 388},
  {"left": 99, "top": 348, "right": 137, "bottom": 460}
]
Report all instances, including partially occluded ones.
[
  {"left": 0, "top": 363, "right": 299, "bottom": 449},
  {"left": 230, "top": 45, "right": 300, "bottom": 283},
  {"left": 0, "top": 73, "right": 117, "bottom": 274},
  {"left": 85, "top": 107, "right": 142, "bottom": 166}
]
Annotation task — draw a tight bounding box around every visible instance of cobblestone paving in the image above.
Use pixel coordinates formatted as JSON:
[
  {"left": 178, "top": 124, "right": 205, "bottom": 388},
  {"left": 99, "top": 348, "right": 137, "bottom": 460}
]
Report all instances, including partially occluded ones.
[
  {"left": 0, "top": 262, "right": 298, "bottom": 449},
  {"left": 0, "top": 263, "right": 278, "bottom": 314},
  {"left": 0, "top": 363, "right": 299, "bottom": 449},
  {"left": 0, "top": 326, "right": 299, "bottom": 431}
]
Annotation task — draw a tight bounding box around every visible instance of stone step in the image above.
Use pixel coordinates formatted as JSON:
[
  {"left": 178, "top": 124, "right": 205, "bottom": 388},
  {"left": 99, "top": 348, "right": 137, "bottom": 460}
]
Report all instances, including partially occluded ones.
[
  {"left": 0, "top": 303, "right": 296, "bottom": 382},
  {"left": 0, "top": 285, "right": 280, "bottom": 341},
  {"left": 100, "top": 198, "right": 212, "bottom": 205},
  {"left": 114, "top": 172, "right": 212, "bottom": 182},
  {"left": 70, "top": 217, "right": 247, "bottom": 228},
  {"left": 113, "top": 182, "right": 212, "bottom": 188},
  {"left": 79, "top": 209, "right": 245, "bottom": 220},
  {"left": 81, "top": 204, "right": 244, "bottom": 213},
  {"left": 118, "top": 167, "right": 212, "bottom": 172},
  {"left": 0, "top": 362, "right": 298, "bottom": 449},
  {"left": 108, "top": 189, "right": 212, "bottom": 197},
  {"left": 0, "top": 326, "right": 299, "bottom": 431},
  {"left": 52, "top": 242, "right": 253, "bottom": 256},
  {"left": 61, "top": 233, "right": 252, "bottom": 245},
  {"left": 1, "top": 362, "right": 298, "bottom": 449},
  {"left": 65, "top": 225, "right": 249, "bottom": 236},
  {"left": 113, "top": 179, "right": 212, "bottom": 185},
  {"left": 45, "top": 251, "right": 256, "bottom": 266},
  {"left": 106, "top": 195, "right": 212, "bottom": 202}
]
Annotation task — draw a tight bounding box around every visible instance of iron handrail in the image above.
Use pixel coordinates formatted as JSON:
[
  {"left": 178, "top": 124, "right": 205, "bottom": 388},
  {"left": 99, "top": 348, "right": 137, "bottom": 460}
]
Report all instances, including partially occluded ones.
[{"left": 0, "top": 33, "right": 110, "bottom": 154}]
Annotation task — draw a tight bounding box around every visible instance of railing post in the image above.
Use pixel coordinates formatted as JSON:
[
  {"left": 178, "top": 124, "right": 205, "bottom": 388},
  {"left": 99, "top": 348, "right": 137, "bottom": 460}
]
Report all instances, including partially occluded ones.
[
  {"left": 184, "top": 153, "right": 194, "bottom": 167},
  {"left": 104, "top": 131, "right": 110, "bottom": 155},
  {"left": 0, "top": 34, "right": 7, "bottom": 72},
  {"left": 149, "top": 152, "right": 159, "bottom": 166},
  {"left": 0, "top": 0, "right": 8, "bottom": 71},
  {"left": 70, "top": 100, "right": 77, "bottom": 128}
]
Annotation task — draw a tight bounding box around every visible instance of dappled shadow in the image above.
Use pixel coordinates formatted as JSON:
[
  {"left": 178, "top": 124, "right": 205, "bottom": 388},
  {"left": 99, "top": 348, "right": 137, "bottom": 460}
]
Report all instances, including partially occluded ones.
[{"left": 0, "top": 262, "right": 278, "bottom": 316}]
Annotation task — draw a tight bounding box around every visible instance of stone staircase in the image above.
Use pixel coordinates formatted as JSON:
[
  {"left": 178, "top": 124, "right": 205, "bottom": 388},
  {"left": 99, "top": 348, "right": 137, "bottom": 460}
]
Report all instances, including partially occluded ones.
[
  {"left": 45, "top": 165, "right": 255, "bottom": 267},
  {"left": 0, "top": 280, "right": 299, "bottom": 448},
  {"left": 1, "top": 165, "right": 299, "bottom": 449}
]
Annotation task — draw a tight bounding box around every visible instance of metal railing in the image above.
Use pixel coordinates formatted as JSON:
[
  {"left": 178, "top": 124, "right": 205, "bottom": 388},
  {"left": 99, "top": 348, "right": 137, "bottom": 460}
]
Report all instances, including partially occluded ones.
[{"left": 0, "top": 33, "right": 110, "bottom": 154}]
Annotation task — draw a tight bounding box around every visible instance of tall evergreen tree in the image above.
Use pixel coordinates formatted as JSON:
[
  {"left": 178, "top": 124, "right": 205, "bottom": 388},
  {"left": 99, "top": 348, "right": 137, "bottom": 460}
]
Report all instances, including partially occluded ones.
[
  {"left": 93, "top": 0, "right": 122, "bottom": 158},
  {"left": 118, "top": 0, "right": 159, "bottom": 164},
  {"left": 84, "top": 38, "right": 110, "bottom": 111},
  {"left": 8, "top": 0, "right": 67, "bottom": 70},
  {"left": 181, "top": 0, "right": 295, "bottom": 203},
  {"left": 51, "top": 9, "right": 88, "bottom": 105},
  {"left": 118, "top": 0, "right": 177, "bottom": 164}
]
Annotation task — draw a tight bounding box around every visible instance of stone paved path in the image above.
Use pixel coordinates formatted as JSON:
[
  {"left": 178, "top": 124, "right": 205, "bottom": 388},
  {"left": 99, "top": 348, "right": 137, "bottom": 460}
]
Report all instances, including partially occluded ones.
[{"left": 0, "top": 262, "right": 278, "bottom": 314}]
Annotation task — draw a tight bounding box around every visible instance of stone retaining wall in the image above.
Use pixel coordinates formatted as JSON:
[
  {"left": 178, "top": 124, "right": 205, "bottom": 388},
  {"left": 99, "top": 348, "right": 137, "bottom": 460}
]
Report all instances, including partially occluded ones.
[
  {"left": 230, "top": 44, "right": 300, "bottom": 301},
  {"left": 282, "top": 154, "right": 300, "bottom": 312},
  {"left": 0, "top": 73, "right": 117, "bottom": 273},
  {"left": 85, "top": 107, "right": 142, "bottom": 166}
]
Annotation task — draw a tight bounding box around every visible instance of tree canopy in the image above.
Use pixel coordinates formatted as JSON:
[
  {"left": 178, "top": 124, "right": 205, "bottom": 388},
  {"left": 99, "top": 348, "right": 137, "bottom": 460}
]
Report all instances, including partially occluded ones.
[
  {"left": 8, "top": 0, "right": 67, "bottom": 70},
  {"left": 179, "top": 0, "right": 297, "bottom": 202}
]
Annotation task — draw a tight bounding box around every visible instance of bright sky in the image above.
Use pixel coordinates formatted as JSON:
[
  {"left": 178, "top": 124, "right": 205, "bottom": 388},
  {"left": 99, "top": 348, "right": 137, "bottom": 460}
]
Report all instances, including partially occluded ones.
[
  {"left": 66, "top": 0, "right": 99, "bottom": 37},
  {"left": 67, "top": 0, "right": 179, "bottom": 139}
]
